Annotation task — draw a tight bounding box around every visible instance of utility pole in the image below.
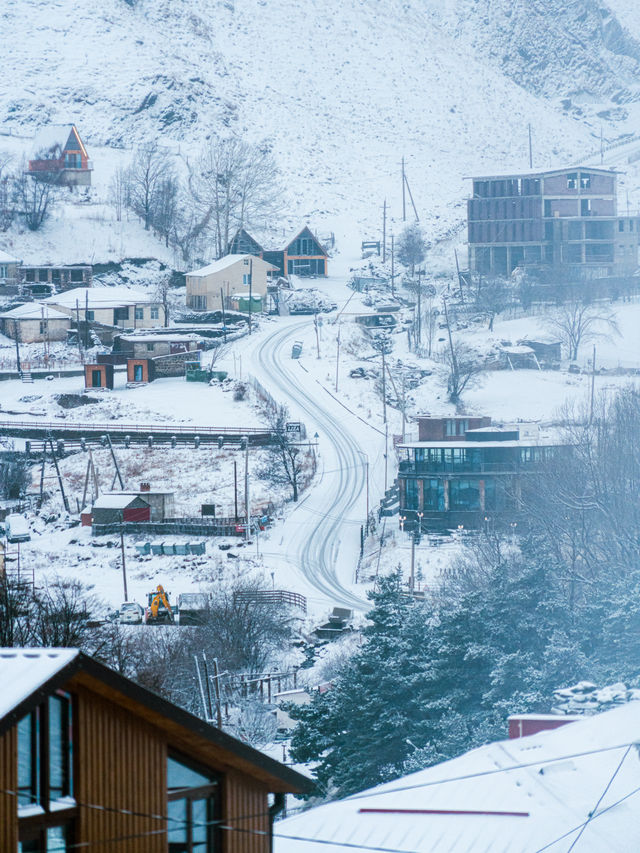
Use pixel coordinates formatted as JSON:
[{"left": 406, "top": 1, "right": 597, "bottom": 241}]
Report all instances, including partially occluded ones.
[
  {"left": 381, "top": 345, "right": 387, "bottom": 423},
  {"left": 335, "top": 323, "right": 341, "bottom": 393},
  {"left": 454, "top": 250, "right": 464, "bottom": 303},
  {"left": 401, "top": 373, "right": 407, "bottom": 440},
  {"left": 244, "top": 440, "right": 250, "bottom": 539},
  {"left": 384, "top": 423, "right": 388, "bottom": 492},
  {"left": 382, "top": 198, "right": 387, "bottom": 263},
  {"left": 390, "top": 234, "right": 395, "bottom": 298},
  {"left": 402, "top": 156, "right": 406, "bottom": 222},
  {"left": 410, "top": 532, "right": 416, "bottom": 593},
  {"left": 211, "top": 657, "right": 223, "bottom": 728},
  {"left": 84, "top": 289, "right": 90, "bottom": 347},
  {"left": 416, "top": 269, "right": 423, "bottom": 347},
  {"left": 120, "top": 527, "right": 128, "bottom": 602},
  {"left": 600, "top": 125, "right": 604, "bottom": 165},
  {"left": 590, "top": 345, "right": 597, "bottom": 424},
  {"left": 13, "top": 323, "right": 21, "bottom": 374},
  {"left": 248, "top": 259, "right": 253, "bottom": 335},
  {"left": 528, "top": 123, "right": 533, "bottom": 169},
  {"left": 314, "top": 313, "right": 320, "bottom": 358},
  {"left": 233, "top": 460, "right": 238, "bottom": 520},
  {"left": 75, "top": 299, "right": 83, "bottom": 364},
  {"left": 443, "top": 298, "right": 459, "bottom": 389},
  {"left": 220, "top": 287, "right": 227, "bottom": 343}
]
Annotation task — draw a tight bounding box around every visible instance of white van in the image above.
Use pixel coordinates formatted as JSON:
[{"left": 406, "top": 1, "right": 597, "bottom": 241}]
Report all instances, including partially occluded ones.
[
  {"left": 5, "top": 514, "right": 30, "bottom": 543},
  {"left": 119, "top": 602, "right": 144, "bottom": 625}
]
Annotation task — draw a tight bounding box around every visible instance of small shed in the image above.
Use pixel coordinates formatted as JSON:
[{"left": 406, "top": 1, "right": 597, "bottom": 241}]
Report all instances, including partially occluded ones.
[
  {"left": 91, "top": 494, "right": 150, "bottom": 525},
  {"left": 127, "top": 358, "right": 155, "bottom": 384},
  {"left": 111, "top": 484, "right": 174, "bottom": 522},
  {"left": 517, "top": 338, "right": 562, "bottom": 367},
  {"left": 84, "top": 363, "right": 114, "bottom": 390},
  {"left": 501, "top": 345, "right": 538, "bottom": 370}
]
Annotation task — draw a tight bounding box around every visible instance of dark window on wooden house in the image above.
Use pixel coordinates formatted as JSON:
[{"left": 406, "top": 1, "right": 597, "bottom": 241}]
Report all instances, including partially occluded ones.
[
  {"left": 167, "top": 755, "right": 220, "bottom": 852},
  {"left": 17, "top": 692, "right": 75, "bottom": 851},
  {"left": 114, "top": 307, "right": 130, "bottom": 322},
  {"left": 70, "top": 269, "right": 84, "bottom": 282}
]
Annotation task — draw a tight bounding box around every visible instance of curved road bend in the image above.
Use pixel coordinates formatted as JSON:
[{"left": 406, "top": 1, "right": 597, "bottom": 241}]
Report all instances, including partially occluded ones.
[{"left": 254, "top": 321, "right": 371, "bottom": 612}]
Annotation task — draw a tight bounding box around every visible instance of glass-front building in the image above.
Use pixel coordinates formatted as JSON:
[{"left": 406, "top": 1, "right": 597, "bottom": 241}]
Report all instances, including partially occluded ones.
[{"left": 397, "top": 421, "right": 565, "bottom": 530}]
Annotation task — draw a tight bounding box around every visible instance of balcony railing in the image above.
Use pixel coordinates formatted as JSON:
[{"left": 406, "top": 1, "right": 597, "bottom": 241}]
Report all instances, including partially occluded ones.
[{"left": 398, "top": 460, "right": 531, "bottom": 475}]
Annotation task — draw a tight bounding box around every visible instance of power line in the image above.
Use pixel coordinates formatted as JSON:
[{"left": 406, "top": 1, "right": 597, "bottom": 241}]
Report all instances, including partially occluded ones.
[
  {"left": 532, "top": 780, "right": 640, "bottom": 853},
  {"left": 343, "top": 741, "right": 638, "bottom": 802},
  {"left": 565, "top": 743, "right": 632, "bottom": 852}
]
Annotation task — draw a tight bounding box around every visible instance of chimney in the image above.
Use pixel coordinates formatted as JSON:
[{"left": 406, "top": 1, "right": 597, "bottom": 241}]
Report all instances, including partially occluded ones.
[
  {"left": 140, "top": 482, "right": 151, "bottom": 492},
  {"left": 508, "top": 714, "right": 582, "bottom": 739}
]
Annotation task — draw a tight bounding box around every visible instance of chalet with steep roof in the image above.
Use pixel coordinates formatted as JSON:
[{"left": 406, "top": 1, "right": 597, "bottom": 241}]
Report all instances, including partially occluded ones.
[
  {"left": 228, "top": 225, "right": 328, "bottom": 277},
  {"left": 28, "top": 125, "right": 92, "bottom": 187}
]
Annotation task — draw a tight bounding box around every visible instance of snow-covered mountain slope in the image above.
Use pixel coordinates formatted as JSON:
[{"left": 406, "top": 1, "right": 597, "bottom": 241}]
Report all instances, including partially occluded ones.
[{"left": 2, "top": 0, "right": 640, "bottom": 260}]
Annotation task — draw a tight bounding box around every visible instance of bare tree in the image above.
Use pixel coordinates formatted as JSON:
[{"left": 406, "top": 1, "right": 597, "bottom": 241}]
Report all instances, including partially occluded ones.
[
  {"left": 475, "top": 277, "right": 509, "bottom": 331},
  {"left": 108, "top": 165, "right": 127, "bottom": 222},
  {"left": 126, "top": 144, "right": 172, "bottom": 230},
  {"left": 546, "top": 300, "right": 620, "bottom": 361},
  {"left": 0, "top": 151, "right": 16, "bottom": 231},
  {"left": 397, "top": 223, "right": 426, "bottom": 276},
  {"left": 439, "top": 341, "right": 485, "bottom": 403},
  {"left": 189, "top": 137, "right": 282, "bottom": 258},
  {"left": 259, "top": 403, "right": 313, "bottom": 502},
  {"left": 154, "top": 274, "right": 172, "bottom": 327},
  {"left": 14, "top": 161, "right": 60, "bottom": 231},
  {"left": 152, "top": 174, "right": 179, "bottom": 247}
]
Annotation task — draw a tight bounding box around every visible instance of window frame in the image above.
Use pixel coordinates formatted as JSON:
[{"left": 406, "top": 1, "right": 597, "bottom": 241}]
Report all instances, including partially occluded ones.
[{"left": 167, "top": 752, "right": 221, "bottom": 853}]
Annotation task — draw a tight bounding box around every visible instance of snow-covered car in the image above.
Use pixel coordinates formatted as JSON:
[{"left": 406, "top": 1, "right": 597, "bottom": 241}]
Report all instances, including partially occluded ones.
[
  {"left": 119, "top": 602, "right": 144, "bottom": 625},
  {"left": 5, "top": 514, "right": 31, "bottom": 543}
]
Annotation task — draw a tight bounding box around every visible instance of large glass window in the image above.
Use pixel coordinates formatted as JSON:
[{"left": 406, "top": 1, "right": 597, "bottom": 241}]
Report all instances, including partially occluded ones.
[
  {"left": 449, "top": 479, "right": 481, "bottom": 510},
  {"left": 17, "top": 692, "right": 74, "bottom": 851},
  {"left": 404, "top": 479, "right": 419, "bottom": 510},
  {"left": 423, "top": 479, "right": 444, "bottom": 511},
  {"left": 168, "top": 756, "right": 219, "bottom": 853}
]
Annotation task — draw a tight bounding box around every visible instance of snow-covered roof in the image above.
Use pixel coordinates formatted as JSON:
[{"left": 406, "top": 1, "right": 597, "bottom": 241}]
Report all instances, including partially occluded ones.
[
  {"left": 30, "top": 125, "right": 75, "bottom": 158},
  {"left": 120, "top": 333, "right": 200, "bottom": 343},
  {"left": 186, "top": 254, "right": 276, "bottom": 277},
  {"left": 43, "top": 287, "right": 157, "bottom": 309},
  {"left": 0, "top": 648, "right": 79, "bottom": 721},
  {"left": 0, "top": 249, "right": 20, "bottom": 264},
  {"left": 0, "top": 303, "right": 70, "bottom": 321},
  {"left": 276, "top": 701, "right": 640, "bottom": 853},
  {"left": 92, "top": 494, "right": 148, "bottom": 509}
]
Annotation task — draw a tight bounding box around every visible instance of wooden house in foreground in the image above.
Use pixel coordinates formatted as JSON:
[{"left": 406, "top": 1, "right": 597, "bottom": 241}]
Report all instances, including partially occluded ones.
[{"left": 0, "top": 647, "right": 313, "bottom": 852}]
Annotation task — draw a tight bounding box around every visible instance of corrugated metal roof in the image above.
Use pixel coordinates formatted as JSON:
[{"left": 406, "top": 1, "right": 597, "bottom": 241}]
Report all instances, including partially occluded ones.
[
  {"left": 277, "top": 701, "right": 640, "bottom": 852},
  {"left": 43, "top": 286, "right": 156, "bottom": 309},
  {"left": 92, "top": 494, "right": 148, "bottom": 509}
]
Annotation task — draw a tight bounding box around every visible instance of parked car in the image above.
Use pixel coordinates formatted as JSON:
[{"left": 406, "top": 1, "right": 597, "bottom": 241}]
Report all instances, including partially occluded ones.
[
  {"left": 5, "top": 514, "right": 30, "bottom": 543},
  {"left": 119, "top": 601, "right": 144, "bottom": 625}
]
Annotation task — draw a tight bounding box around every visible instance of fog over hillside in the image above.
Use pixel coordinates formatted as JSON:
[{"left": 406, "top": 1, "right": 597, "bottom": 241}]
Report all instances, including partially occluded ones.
[{"left": 4, "top": 0, "right": 640, "bottom": 239}]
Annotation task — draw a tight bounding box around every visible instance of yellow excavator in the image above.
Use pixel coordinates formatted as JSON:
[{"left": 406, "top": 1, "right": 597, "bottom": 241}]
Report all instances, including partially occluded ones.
[{"left": 146, "top": 585, "right": 174, "bottom": 625}]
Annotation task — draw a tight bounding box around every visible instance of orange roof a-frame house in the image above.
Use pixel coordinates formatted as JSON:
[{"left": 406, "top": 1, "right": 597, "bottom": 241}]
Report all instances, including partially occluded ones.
[{"left": 28, "top": 125, "right": 92, "bottom": 187}]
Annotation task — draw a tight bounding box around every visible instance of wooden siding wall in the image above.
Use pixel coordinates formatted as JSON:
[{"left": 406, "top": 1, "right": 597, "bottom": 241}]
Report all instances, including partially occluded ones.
[
  {"left": 75, "top": 686, "right": 167, "bottom": 853},
  {"left": 0, "top": 727, "right": 17, "bottom": 852},
  {"left": 225, "top": 771, "right": 270, "bottom": 853}
]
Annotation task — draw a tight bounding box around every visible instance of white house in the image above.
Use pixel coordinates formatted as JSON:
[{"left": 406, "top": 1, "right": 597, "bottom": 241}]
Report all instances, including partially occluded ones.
[
  {"left": 42, "top": 286, "right": 163, "bottom": 328},
  {"left": 0, "top": 303, "right": 71, "bottom": 343},
  {"left": 185, "top": 254, "right": 277, "bottom": 312}
]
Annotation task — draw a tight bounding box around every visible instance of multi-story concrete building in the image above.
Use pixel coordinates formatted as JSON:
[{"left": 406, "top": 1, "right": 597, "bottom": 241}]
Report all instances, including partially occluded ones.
[
  {"left": 467, "top": 167, "right": 639, "bottom": 278},
  {"left": 397, "top": 416, "right": 567, "bottom": 531}
]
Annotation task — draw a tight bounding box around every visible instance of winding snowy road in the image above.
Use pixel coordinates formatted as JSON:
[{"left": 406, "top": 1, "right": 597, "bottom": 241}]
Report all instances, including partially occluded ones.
[{"left": 246, "top": 319, "right": 384, "bottom": 612}]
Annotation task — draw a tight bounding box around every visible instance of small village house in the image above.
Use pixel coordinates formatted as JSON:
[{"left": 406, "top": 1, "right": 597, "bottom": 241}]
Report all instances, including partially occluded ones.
[
  {"left": 0, "top": 303, "right": 71, "bottom": 343},
  {"left": 114, "top": 331, "right": 204, "bottom": 359},
  {"left": 0, "top": 249, "right": 21, "bottom": 287},
  {"left": 27, "top": 124, "right": 92, "bottom": 187},
  {"left": 43, "top": 286, "right": 163, "bottom": 329},
  {"left": 0, "top": 647, "right": 312, "bottom": 852},
  {"left": 185, "top": 254, "right": 277, "bottom": 312},
  {"left": 21, "top": 263, "right": 92, "bottom": 295},
  {"left": 90, "top": 494, "right": 151, "bottom": 525},
  {"left": 112, "top": 482, "right": 175, "bottom": 521}
]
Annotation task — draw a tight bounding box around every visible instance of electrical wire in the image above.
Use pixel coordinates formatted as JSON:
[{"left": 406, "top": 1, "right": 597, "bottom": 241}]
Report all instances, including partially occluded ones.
[{"left": 343, "top": 741, "right": 638, "bottom": 802}]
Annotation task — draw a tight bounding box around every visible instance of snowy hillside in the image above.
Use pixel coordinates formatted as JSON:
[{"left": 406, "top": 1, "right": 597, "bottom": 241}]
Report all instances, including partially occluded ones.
[{"left": 3, "top": 0, "right": 638, "bottom": 263}]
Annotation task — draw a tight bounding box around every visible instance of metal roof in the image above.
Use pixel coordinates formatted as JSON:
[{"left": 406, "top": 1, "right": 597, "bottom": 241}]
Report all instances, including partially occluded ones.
[
  {"left": 276, "top": 701, "right": 640, "bottom": 851},
  {"left": 0, "top": 304, "right": 70, "bottom": 321},
  {"left": 186, "top": 254, "right": 276, "bottom": 277},
  {"left": 0, "top": 648, "right": 79, "bottom": 720}
]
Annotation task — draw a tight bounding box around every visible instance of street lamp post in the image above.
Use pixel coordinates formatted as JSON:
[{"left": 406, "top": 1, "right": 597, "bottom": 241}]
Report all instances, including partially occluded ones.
[{"left": 358, "top": 450, "right": 370, "bottom": 533}]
